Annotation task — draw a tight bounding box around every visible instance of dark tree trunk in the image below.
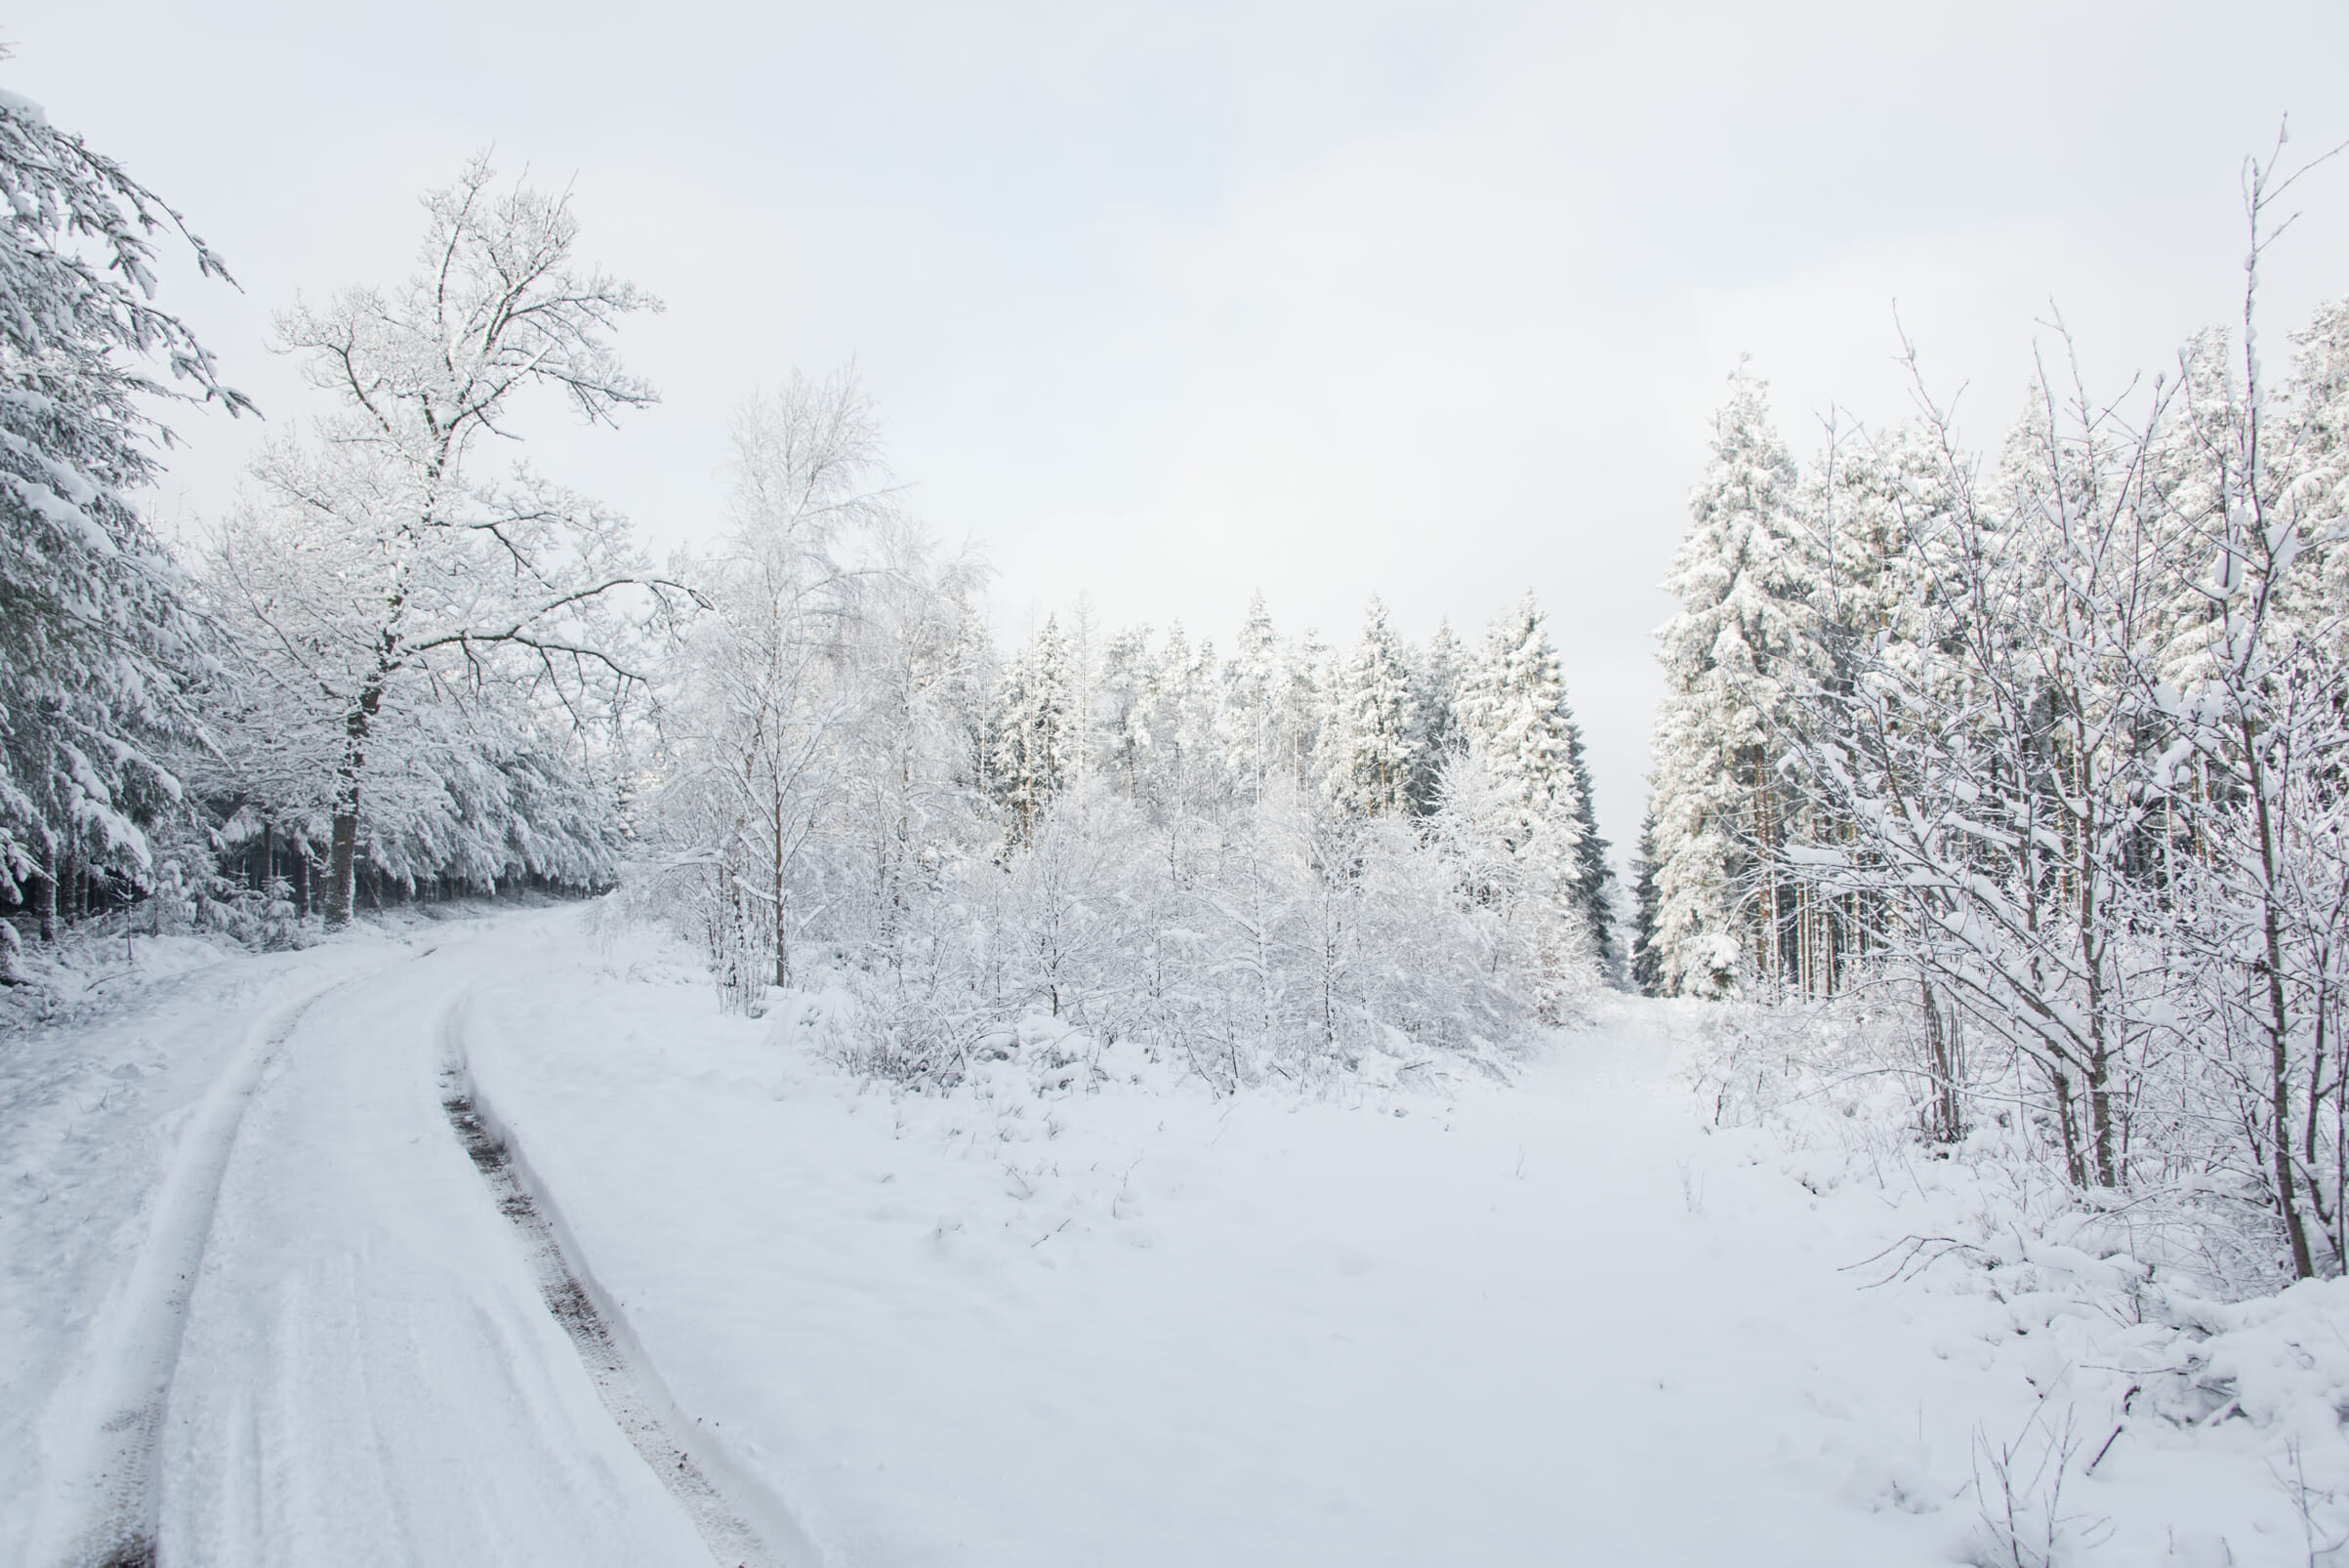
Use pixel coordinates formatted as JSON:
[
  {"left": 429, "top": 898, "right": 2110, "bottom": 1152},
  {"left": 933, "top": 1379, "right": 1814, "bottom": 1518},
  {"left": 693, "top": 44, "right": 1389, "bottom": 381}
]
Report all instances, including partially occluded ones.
[
  {"left": 36, "top": 843, "right": 57, "bottom": 943},
  {"left": 325, "top": 685, "right": 381, "bottom": 930},
  {"left": 326, "top": 807, "right": 359, "bottom": 929}
]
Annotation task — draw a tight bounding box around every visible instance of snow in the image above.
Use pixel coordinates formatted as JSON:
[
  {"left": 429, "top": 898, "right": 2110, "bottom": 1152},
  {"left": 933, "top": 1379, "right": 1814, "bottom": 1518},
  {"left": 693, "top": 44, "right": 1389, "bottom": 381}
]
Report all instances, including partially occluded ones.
[{"left": 7, "top": 903, "right": 2348, "bottom": 1565}]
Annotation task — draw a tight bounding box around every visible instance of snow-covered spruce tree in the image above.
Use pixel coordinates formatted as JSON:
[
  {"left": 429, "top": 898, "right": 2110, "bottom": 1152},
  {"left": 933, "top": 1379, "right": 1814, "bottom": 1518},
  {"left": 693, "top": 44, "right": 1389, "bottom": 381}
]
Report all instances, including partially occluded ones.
[
  {"left": 994, "top": 615, "right": 1078, "bottom": 847},
  {"left": 1449, "top": 593, "right": 1601, "bottom": 1020},
  {"left": 1279, "top": 626, "right": 1335, "bottom": 797},
  {"left": 1773, "top": 415, "right": 1968, "bottom": 1002},
  {"left": 1405, "top": 618, "right": 1468, "bottom": 816},
  {"left": 1329, "top": 597, "right": 1418, "bottom": 817},
  {"left": 1629, "top": 808, "right": 1663, "bottom": 996},
  {"left": 1556, "top": 683, "right": 1610, "bottom": 961},
  {"left": 1093, "top": 624, "right": 1156, "bottom": 801},
  {"left": 0, "top": 77, "right": 249, "bottom": 937},
  {"left": 1218, "top": 592, "right": 1283, "bottom": 805},
  {"left": 203, "top": 157, "right": 674, "bottom": 928},
  {"left": 1648, "top": 362, "right": 1813, "bottom": 996}
]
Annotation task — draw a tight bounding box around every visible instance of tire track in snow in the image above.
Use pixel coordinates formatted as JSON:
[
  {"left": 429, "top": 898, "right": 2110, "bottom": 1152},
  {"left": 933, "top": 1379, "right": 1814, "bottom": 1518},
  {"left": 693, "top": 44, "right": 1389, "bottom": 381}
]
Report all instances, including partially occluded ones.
[
  {"left": 438, "top": 1000, "right": 814, "bottom": 1568},
  {"left": 22, "top": 953, "right": 420, "bottom": 1568}
]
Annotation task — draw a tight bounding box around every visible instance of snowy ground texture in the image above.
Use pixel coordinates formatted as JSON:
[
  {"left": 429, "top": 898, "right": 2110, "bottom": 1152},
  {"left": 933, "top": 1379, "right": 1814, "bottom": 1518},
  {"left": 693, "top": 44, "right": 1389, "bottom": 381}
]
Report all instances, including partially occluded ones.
[{"left": 6, "top": 904, "right": 2347, "bottom": 1567}]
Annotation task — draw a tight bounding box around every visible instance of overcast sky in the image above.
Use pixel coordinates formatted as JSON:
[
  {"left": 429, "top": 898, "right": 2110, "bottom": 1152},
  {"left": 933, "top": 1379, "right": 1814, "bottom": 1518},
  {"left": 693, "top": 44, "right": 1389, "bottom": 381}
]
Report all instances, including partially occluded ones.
[{"left": 15, "top": 1, "right": 2349, "bottom": 861}]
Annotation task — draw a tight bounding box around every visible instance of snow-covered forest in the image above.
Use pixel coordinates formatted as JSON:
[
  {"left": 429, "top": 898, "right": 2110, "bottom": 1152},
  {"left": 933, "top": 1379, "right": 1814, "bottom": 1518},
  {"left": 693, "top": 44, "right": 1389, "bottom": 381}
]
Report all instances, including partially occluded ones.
[
  {"left": 3, "top": 119, "right": 1618, "bottom": 1082},
  {"left": 14, "top": 30, "right": 2349, "bottom": 1568},
  {"left": 1630, "top": 143, "right": 2349, "bottom": 1296}
]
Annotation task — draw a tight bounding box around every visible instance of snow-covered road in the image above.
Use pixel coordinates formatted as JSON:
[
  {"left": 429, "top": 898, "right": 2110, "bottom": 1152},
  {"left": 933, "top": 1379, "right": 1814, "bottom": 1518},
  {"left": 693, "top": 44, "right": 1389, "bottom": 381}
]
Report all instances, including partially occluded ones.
[
  {"left": 5, "top": 907, "right": 2294, "bottom": 1565},
  {"left": 7, "top": 919, "right": 782, "bottom": 1568}
]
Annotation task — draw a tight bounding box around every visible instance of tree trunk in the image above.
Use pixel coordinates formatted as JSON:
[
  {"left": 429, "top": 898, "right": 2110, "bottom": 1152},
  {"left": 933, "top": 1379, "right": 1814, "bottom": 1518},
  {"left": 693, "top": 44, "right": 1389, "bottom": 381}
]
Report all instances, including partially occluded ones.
[
  {"left": 324, "top": 686, "right": 381, "bottom": 930},
  {"left": 325, "top": 808, "right": 359, "bottom": 929},
  {"left": 772, "top": 786, "right": 790, "bottom": 989},
  {"left": 2241, "top": 716, "right": 2317, "bottom": 1279},
  {"left": 2050, "top": 1066, "right": 2086, "bottom": 1188},
  {"left": 35, "top": 842, "right": 57, "bottom": 943},
  {"left": 1921, "top": 977, "right": 1964, "bottom": 1144}
]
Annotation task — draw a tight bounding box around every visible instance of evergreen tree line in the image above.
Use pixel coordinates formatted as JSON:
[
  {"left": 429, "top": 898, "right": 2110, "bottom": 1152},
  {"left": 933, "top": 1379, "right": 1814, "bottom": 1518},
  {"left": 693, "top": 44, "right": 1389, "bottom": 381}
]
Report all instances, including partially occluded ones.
[{"left": 1633, "top": 151, "right": 2349, "bottom": 1278}]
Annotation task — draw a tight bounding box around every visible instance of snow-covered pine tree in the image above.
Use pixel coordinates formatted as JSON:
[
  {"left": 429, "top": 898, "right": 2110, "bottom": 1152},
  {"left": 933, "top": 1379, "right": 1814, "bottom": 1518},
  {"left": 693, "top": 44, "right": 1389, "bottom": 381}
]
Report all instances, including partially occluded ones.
[
  {"left": 1779, "top": 417, "right": 1960, "bottom": 996},
  {"left": 1557, "top": 686, "right": 1610, "bottom": 962},
  {"left": 1628, "top": 808, "right": 1663, "bottom": 996},
  {"left": 1331, "top": 598, "right": 1417, "bottom": 817},
  {"left": 1405, "top": 619, "right": 1468, "bottom": 816},
  {"left": 1220, "top": 592, "right": 1281, "bottom": 805},
  {"left": 1462, "top": 596, "right": 1586, "bottom": 843},
  {"left": 0, "top": 77, "right": 250, "bottom": 935},
  {"left": 1095, "top": 625, "right": 1155, "bottom": 801},
  {"left": 995, "top": 615, "right": 1076, "bottom": 846},
  {"left": 1648, "top": 361, "right": 1813, "bottom": 996},
  {"left": 1454, "top": 592, "right": 1598, "bottom": 1017},
  {"left": 1281, "top": 628, "right": 1335, "bottom": 796},
  {"left": 1174, "top": 627, "right": 1226, "bottom": 818}
]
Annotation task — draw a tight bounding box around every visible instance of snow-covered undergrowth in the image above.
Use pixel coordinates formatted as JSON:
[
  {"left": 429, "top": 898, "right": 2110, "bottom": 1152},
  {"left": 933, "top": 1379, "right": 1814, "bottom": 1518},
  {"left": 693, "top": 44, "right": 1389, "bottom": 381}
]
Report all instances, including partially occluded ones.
[
  {"left": 442, "top": 910, "right": 2335, "bottom": 1566},
  {"left": 0, "top": 920, "right": 246, "bottom": 1035},
  {"left": 1689, "top": 997, "right": 2349, "bottom": 1567},
  {"left": 14, "top": 906, "right": 2346, "bottom": 1565}
]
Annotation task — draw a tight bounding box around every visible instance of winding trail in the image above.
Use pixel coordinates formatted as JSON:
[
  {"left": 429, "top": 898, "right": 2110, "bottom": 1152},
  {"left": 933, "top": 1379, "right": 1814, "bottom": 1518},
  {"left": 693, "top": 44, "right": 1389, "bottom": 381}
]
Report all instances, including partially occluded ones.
[
  {"left": 20, "top": 916, "right": 796, "bottom": 1568},
  {"left": 21, "top": 959, "right": 412, "bottom": 1568}
]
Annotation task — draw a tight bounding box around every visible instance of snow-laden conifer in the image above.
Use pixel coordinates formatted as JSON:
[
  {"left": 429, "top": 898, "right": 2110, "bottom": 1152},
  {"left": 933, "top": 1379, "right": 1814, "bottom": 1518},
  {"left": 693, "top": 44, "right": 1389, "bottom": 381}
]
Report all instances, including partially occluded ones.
[
  {"left": 1220, "top": 592, "right": 1281, "bottom": 805},
  {"left": 995, "top": 616, "right": 1078, "bottom": 846},
  {"left": 1628, "top": 809, "right": 1663, "bottom": 996},
  {"left": 1329, "top": 598, "right": 1417, "bottom": 817},
  {"left": 1648, "top": 363, "right": 1811, "bottom": 996},
  {"left": 1405, "top": 618, "right": 1467, "bottom": 817},
  {"left": 1444, "top": 593, "right": 1602, "bottom": 1019},
  {"left": 0, "top": 77, "right": 248, "bottom": 933}
]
